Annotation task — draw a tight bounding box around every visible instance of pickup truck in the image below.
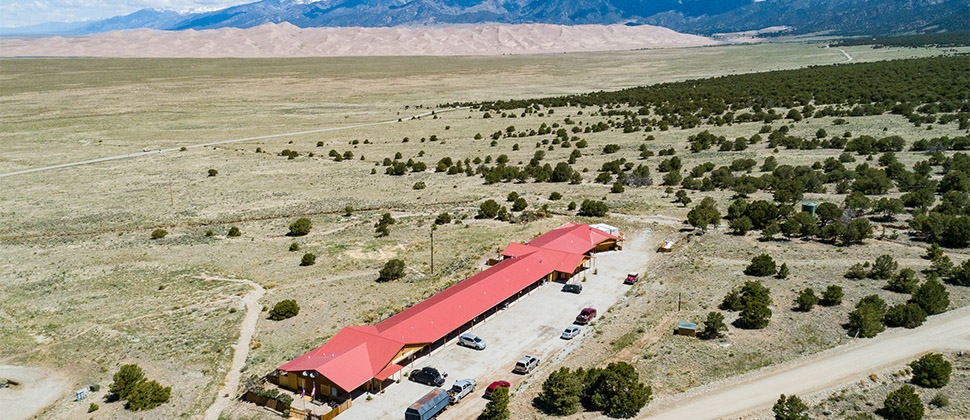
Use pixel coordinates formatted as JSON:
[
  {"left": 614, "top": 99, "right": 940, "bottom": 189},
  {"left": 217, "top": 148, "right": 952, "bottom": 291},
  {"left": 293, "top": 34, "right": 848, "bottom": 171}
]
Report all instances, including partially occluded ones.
[
  {"left": 624, "top": 272, "right": 639, "bottom": 284},
  {"left": 447, "top": 379, "right": 476, "bottom": 404},
  {"left": 409, "top": 367, "right": 446, "bottom": 387},
  {"left": 575, "top": 308, "right": 597, "bottom": 324}
]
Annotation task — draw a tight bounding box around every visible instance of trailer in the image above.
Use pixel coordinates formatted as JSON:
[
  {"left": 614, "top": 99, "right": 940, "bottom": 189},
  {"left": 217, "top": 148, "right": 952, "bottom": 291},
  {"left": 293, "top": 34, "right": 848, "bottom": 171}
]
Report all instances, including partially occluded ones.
[
  {"left": 405, "top": 388, "right": 449, "bottom": 420},
  {"left": 590, "top": 223, "right": 619, "bottom": 236},
  {"left": 658, "top": 240, "right": 674, "bottom": 253}
]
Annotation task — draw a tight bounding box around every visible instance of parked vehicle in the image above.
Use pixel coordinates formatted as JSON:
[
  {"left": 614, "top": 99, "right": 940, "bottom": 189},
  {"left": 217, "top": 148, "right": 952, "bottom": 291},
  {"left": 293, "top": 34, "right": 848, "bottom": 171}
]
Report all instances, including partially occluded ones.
[
  {"left": 447, "top": 379, "right": 477, "bottom": 404},
  {"left": 514, "top": 355, "right": 540, "bottom": 374},
  {"left": 561, "top": 326, "right": 581, "bottom": 339},
  {"left": 405, "top": 388, "right": 449, "bottom": 420},
  {"left": 562, "top": 283, "right": 583, "bottom": 294},
  {"left": 658, "top": 239, "right": 674, "bottom": 252},
  {"left": 458, "top": 333, "right": 487, "bottom": 350},
  {"left": 409, "top": 367, "right": 446, "bottom": 387},
  {"left": 624, "top": 272, "right": 639, "bottom": 284},
  {"left": 483, "top": 381, "right": 510, "bottom": 399},
  {"left": 575, "top": 308, "right": 597, "bottom": 324}
]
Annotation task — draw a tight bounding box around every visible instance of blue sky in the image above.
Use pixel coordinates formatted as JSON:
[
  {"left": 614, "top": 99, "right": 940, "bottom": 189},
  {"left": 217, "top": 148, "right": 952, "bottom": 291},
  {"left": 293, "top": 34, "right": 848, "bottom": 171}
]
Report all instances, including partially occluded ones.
[{"left": 0, "top": 0, "right": 253, "bottom": 27}]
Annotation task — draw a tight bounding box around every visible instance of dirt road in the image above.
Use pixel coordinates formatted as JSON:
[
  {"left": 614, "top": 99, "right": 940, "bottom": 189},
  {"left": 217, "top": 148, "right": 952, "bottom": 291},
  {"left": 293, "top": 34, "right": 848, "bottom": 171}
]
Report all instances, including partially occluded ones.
[
  {"left": 637, "top": 305, "right": 970, "bottom": 420},
  {"left": 0, "top": 107, "right": 465, "bottom": 178},
  {"left": 838, "top": 48, "right": 853, "bottom": 62},
  {"left": 201, "top": 276, "right": 266, "bottom": 420},
  {"left": 0, "top": 365, "right": 69, "bottom": 420}
]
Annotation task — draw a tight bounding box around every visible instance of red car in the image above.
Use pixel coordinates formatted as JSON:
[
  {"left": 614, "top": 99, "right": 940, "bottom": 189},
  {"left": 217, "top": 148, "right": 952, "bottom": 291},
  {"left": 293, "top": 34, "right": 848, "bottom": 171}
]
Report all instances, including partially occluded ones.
[
  {"left": 484, "top": 380, "right": 510, "bottom": 399},
  {"left": 575, "top": 308, "right": 597, "bottom": 324},
  {"left": 624, "top": 272, "right": 639, "bottom": 284}
]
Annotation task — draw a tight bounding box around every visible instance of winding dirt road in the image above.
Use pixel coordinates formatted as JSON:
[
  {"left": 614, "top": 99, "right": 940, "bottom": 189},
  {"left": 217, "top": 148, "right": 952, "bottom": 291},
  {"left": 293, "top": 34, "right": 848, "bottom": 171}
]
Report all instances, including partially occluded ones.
[
  {"left": 200, "top": 276, "right": 266, "bottom": 420},
  {"left": 637, "top": 305, "right": 970, "bottom": 420}
]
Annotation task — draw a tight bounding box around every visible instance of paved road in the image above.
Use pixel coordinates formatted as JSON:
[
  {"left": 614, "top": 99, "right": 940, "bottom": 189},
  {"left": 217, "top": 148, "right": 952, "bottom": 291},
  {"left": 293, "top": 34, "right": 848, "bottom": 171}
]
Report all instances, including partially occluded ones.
[
  {"left": 637, "top": 305, "right": 970, "bottom": 420},
  {"left": 0, "top": 107, "right": 466, "bottom": 178}
]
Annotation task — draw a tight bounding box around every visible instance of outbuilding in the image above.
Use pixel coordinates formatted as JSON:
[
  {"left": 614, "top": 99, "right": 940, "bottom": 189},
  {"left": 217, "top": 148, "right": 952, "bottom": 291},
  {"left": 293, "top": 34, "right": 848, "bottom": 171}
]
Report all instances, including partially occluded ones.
[
  {"left": 677, "top": 321, "right": 697, "bottom": 336},
  {"left": 801, "top": 202, "right": 818, "bottom": 216}
]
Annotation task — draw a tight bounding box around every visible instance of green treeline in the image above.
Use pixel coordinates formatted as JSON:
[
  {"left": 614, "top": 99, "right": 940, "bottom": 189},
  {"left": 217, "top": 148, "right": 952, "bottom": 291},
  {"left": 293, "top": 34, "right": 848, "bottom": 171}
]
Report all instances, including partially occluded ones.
[
  {"left": 832, "top": 31, "right": 970, "bottom": 48},
  {"left": 463, "top": 56, "right": 969, "bottom": 130}
]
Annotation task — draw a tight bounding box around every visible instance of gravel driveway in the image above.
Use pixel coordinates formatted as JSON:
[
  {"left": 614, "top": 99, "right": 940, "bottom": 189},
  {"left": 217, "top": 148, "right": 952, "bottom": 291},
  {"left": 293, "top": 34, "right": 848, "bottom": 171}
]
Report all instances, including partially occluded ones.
[{"left": 344, "top": 229, "right": 656, "bottom": 420}]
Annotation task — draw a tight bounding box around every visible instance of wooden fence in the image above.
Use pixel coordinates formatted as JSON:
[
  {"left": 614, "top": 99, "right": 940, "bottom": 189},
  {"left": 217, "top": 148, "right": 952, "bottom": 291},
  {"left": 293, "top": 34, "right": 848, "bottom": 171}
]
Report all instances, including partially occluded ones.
[{"left": 245, "top": 391, "right": 351, "bottom": 420}]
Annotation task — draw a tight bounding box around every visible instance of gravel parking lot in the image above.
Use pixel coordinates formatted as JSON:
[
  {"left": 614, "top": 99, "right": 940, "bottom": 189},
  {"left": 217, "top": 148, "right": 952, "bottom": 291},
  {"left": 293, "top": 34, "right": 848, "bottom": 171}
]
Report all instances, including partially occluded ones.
[
  {"left": 345, "top": 229, "right": 655, "bottom": 420},
  {"left": 0, "top": 365, "right": 69, "bottom": 420}
]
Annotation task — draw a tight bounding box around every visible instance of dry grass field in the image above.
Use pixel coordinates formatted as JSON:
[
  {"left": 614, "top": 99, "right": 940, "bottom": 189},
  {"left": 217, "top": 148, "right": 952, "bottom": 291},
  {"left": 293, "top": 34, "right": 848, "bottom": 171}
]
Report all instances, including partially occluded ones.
[{"left": 1, "top": 41, "right": 968, "bottom": 419}]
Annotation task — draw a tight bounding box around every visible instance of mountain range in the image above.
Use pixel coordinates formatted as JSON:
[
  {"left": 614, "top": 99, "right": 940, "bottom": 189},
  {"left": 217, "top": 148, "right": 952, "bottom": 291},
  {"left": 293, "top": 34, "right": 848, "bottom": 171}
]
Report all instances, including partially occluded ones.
[{"left": 2, "top": 0, "right": 967, "bottom": 37}]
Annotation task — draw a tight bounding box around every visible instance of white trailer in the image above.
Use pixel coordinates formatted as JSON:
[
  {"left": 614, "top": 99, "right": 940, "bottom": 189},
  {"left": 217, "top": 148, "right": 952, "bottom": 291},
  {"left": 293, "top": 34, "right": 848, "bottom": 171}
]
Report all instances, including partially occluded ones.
[{"left": 590, "top": 223, "right": 619, "bottom": 236}]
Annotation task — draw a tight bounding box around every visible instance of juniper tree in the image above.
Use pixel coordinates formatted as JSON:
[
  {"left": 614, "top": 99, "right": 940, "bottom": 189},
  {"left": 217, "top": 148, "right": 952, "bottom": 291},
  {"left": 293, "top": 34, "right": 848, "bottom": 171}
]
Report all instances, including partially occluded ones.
[
  {"left": 699, "top": 312, "right": 726, "bottom": 339},
  {"left": 795, "top": 288, "right": 818, "bottom": 312}
]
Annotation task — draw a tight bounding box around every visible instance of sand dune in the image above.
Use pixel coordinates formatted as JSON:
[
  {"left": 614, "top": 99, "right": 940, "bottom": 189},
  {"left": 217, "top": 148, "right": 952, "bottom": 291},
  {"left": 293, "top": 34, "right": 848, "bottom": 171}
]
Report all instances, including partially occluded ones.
[{"left": 0, "top": 22, "right": 717, "bottom": 58}]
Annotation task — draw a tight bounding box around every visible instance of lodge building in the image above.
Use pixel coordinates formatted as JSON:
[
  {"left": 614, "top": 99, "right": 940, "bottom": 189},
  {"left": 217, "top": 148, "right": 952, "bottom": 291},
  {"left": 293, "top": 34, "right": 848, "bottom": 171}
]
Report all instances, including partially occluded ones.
[{"left": 268, "top": 223, "right": 622, "bottom": 407}]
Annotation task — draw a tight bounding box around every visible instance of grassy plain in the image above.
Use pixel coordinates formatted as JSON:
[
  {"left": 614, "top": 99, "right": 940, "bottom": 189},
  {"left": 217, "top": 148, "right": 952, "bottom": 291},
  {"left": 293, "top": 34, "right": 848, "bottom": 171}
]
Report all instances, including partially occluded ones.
[{"left": 1, "top": 41, "right": 968, "bottom": 419}]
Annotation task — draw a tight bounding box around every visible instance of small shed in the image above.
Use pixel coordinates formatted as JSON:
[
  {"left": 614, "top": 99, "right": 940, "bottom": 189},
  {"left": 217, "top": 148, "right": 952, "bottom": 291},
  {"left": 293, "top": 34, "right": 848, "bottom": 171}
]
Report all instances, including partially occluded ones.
[
  {"left": 590, "top": 223, "right": 619, "bottom": 237},
  {"left": 801, "top": 202, "right": 818, "bottom": 216},
  {"left": 676, "top": 321, "right": 697, "bottom": 336}
]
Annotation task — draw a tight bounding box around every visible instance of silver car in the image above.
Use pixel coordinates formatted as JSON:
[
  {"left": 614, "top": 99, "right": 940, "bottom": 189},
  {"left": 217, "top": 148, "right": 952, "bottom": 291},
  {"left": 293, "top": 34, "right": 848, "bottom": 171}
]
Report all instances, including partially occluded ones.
[
  {"left": 458, "top": 333, "right": 487, "bottom": 350},
  {"left": 448, "top": 379, "right": 477, "bottom": 404},
  {"left": 561, "top": 326, "right": 580, "bottom": 339}
]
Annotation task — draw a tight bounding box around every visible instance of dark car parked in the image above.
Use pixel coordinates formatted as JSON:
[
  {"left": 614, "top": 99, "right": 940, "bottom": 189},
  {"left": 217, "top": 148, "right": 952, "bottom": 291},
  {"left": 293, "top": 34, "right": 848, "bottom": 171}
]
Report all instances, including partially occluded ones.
[
  {"left": 409, "top": 367, "right": 446, "bottom": 387},
  {"left": 562, "top": 283, "right": 582, "bottom": 294}
]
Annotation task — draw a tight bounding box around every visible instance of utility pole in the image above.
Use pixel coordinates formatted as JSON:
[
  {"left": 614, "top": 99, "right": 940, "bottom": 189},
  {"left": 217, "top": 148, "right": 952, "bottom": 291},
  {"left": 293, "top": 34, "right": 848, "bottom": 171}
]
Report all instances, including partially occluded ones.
[
  {"left": 678, "top": 292, "right": 682, "bottom": 311},
  {"left": 169, "top": 180, "right": 174, "bottom": 207},
  {"left": 430, "top": 224, "right": 436, "bottom": 275}
]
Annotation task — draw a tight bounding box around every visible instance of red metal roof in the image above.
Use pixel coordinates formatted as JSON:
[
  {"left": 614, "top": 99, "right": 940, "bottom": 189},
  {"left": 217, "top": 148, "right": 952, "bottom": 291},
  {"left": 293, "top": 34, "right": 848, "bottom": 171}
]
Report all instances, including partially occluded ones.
[
  {"left": 277, "top": 223, "right": 619, "bottom": 393},
  {"left": 373, "top": 248, "right": 586, "bottom": 344},
  {"left": 374, "top": 361, "right": 405, "bottom": 381},
  {"left": 501, "top": 243, "right": 587, "bottom": 274},
  {"left": 276, "top": 326, "right": 404, "bottom": 392},
  {"left": 526, "top": 222, "right": 620, "bottom": 254}
]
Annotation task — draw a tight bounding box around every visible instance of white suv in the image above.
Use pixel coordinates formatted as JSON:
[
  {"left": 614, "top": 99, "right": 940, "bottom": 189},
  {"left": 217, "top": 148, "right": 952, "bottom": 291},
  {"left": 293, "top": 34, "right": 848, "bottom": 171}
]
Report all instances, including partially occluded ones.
[
  {"left": 514, "top": 355, "right": 540, "bottom": 374},
  {"left": 458, "top": 333, "right": 487, "bottom": 350}
]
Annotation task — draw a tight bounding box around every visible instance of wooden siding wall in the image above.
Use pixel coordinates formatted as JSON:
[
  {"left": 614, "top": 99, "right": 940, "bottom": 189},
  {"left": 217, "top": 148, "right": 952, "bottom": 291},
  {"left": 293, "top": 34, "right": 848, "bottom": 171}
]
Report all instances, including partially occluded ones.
[
  {"left": 275, "top": 371, "right": 346, "bottom": 398},
  {"left": 594, "top": 239, "right": 620, "bottom": 252}
]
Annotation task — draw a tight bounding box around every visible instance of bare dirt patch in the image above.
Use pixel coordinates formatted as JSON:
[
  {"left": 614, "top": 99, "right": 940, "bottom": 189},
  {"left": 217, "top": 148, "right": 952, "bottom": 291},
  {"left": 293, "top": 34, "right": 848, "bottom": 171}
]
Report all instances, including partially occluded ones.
[{"left": 0, "top": 365, "right": 70, "bottom": 420}]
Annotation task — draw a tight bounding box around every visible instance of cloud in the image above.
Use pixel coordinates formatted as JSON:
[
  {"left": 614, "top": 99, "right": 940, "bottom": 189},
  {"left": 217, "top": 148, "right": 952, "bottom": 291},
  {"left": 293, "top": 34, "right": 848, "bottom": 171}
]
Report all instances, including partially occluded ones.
[{"left": 0, "top": 0, "right": 255, "bottom": 27}]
